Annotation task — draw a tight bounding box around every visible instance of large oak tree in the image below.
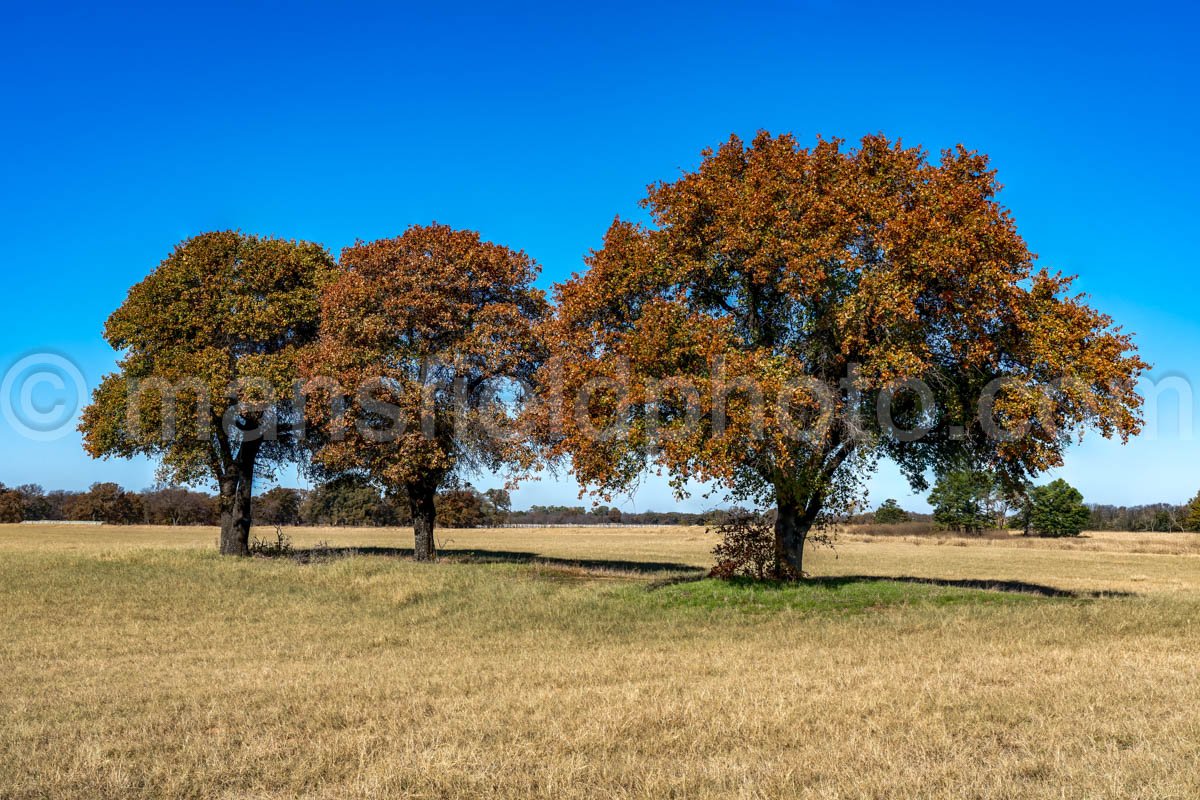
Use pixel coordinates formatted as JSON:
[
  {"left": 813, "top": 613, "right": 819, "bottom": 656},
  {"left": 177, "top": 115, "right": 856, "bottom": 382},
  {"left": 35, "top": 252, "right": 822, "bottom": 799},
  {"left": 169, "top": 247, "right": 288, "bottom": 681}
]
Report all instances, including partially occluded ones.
[
  {"left": 538, "top": 132, "right": 1146, "bottom": 577},
  {"left": 302, "top": 224, "right": 548, "bottom": 561},
  {"left": 80, "top": 231, "right": 336, "bottom": 555}
]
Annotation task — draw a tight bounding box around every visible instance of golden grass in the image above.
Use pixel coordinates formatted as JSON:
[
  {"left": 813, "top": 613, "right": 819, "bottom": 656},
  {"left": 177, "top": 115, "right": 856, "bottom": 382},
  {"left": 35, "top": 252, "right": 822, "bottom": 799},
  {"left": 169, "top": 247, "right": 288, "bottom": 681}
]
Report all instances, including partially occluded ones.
[{"left": 1, "top": 523, "right": 1197, "bottom": 799}]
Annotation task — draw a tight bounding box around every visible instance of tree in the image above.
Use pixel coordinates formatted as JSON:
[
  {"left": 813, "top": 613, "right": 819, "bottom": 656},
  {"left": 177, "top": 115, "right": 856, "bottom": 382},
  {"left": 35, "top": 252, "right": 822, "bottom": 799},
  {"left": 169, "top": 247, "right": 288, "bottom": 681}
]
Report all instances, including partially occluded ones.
[
  {"left": 13, "top": 484, "right": 52, "bottom": 520},
  {"left": 873, "top": 499, "right": 910, "bottom": 524},
  {"left": 42, "top": 491, "right": 75, "bottom": 521},
  {"left": 141, "top": 486, "right": 218, "bottom": 526},
  {"left": 63, "top": 482, "right": 143, "bottom": 524},
  {"left": 928, "top": 470, "right": 995, "bottom": 533},
  {"left": 302, "top": 224, "right": 548, "bottom": 560},
  {"left": 538, "top": 132, "right": 1145, "bottom": 577},
  {"left": 79, "top": 231, "right": 336, "bottom": 555},
  {"left": 436, "top": 485, "right": 489, "bottom": 528},
  {"left": 0, "top": 485, "right": 22, "bottom": 523},
  {"left": 1028, "top": 479, "right": 1090, "bottom": 537},
  {"left": 253, "top": 487, "right": 304, "bottom": 526},
  {"left": 483, "top": 488, "right": 512, "bottom": 525},
  {"left": 1183, "top": 492, "right": 1200, "bottom": 532},
  {"left": 302, "top": 475, "right": 399, "bottom": 527}
]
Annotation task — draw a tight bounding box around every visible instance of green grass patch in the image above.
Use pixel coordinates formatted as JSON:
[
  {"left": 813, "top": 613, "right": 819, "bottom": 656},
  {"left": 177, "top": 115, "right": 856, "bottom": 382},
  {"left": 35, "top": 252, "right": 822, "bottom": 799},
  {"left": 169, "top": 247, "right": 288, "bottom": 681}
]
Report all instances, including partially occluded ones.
[{"left": 646, "top": 576, "right": 1045, "bottom": 615}]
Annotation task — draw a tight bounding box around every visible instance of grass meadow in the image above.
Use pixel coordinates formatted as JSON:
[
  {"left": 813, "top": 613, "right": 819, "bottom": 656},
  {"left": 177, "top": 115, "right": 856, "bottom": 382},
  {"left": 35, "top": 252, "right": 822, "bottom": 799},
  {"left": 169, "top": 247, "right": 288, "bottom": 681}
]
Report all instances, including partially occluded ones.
[{"left": 0, "top": 523, "right": 1197, "bottom": 799}]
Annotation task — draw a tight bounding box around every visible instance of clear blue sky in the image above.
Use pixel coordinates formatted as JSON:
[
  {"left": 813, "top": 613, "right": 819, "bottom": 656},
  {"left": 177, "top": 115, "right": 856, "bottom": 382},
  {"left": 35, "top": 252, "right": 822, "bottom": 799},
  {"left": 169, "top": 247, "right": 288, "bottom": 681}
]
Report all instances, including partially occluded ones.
[{"left": 1, "top": 0, "right": 1196, "bottom": 511}]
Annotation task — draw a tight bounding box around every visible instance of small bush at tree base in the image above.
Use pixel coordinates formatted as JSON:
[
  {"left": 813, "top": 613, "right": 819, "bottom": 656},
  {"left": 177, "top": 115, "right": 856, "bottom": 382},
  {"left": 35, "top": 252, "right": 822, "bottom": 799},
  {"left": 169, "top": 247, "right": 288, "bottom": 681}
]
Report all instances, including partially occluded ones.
[
  {"left": 249, "top": 527, "right": 294, "bottom": 557},
  {"left": 709, "top": 510, "right": 794, "bottom": 580}
]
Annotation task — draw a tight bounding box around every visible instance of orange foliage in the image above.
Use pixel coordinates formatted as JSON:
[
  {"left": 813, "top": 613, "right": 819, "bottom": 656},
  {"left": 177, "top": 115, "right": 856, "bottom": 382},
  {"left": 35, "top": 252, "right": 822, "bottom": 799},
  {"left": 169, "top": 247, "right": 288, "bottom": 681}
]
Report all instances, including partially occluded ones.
[{"left": 534, "top": 132, "right": 1146, "bottom": 576}]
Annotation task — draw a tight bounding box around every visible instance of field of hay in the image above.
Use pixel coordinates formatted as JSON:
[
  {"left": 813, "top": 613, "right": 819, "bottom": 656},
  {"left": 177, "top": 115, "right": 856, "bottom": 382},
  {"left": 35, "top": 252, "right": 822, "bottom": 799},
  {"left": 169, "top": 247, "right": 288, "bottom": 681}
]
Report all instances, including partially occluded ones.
[{"left": 1, "top": 523, "right": 1197, "bottom": 799}]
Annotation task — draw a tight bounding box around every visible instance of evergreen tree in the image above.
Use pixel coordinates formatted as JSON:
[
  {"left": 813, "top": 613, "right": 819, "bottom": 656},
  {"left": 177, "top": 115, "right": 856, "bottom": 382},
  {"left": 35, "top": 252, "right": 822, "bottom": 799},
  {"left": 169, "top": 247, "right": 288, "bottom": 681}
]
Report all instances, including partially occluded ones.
[
  {"left": 1028, "top": 479, "right": 1089, "bottom": 537},
  {"left": 928, "top": 471, "right": 996, "bottom": 533},
  {"left": 873, "top": 499, "right": 910, "bottom": 524}
]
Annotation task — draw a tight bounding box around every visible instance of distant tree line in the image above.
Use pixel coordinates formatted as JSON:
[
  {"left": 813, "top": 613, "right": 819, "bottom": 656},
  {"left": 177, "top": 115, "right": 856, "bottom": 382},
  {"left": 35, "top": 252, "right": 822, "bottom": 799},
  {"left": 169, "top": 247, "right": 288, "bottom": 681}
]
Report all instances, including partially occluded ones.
[
  {"left": 0, "top": 480, "right": 716, "bottom": 528},
  {"left": 1085, "top": 501, "right": 1199, "bottom": 533},
  {"left": 502, "top": 505, "right": 715, "bottom": 526},
  {"left": 862, "top": 471, "right": 1200, "bottom": 537}
]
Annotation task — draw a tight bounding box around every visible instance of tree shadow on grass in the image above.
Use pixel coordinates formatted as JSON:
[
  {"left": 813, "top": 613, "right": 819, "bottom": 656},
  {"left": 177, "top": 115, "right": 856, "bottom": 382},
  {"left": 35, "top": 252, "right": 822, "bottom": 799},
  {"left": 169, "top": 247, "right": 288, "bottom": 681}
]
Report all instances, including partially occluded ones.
[
  {"left": 286, "top": 544, "right": 704, "bottom": 576},
  {"left": 822, "top": 575, "right": 1138, "bottom": 599},
  {"left": 657, "top": 573, "right": 1135, "bottom": 599},
  {"left": 280, "top": 547, "right": 1135, "bottom": 598}
]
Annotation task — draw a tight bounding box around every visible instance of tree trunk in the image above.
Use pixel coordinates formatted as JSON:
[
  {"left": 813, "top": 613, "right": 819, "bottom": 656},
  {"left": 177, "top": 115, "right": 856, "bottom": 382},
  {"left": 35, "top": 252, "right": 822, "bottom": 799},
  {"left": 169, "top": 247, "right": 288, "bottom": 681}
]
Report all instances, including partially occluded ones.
[
  {"left": 217, "top": 445, "right": 257, "bottom": 556},
  {"left": 218, "top": 478, "right": 252, "bottom": 556},
  {"left": 410, "top": 484, "right": 437, "bottom": 562},
  {"left": 773, "top": 499, "right": 810, "bottom": 579}
]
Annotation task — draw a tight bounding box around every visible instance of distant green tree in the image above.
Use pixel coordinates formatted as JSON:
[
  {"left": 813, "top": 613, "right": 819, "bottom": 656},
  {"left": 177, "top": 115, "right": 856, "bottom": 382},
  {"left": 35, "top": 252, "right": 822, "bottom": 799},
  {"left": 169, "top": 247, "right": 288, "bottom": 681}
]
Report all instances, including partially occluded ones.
[
  {"left": 928, "top": 471, "right": 995, "bottom": 533},
  {"left": 302, "top": 476, "right": 398, "bottom": 527},
  {"left": 1183, "top": 491, "right": 1200, "bottom": 532},
  {"left": 1028, "top": 479, "right": 1089, "bottom": 537},
  {"left": 873, "top": 499, "right": 910, "bottom": 524}
]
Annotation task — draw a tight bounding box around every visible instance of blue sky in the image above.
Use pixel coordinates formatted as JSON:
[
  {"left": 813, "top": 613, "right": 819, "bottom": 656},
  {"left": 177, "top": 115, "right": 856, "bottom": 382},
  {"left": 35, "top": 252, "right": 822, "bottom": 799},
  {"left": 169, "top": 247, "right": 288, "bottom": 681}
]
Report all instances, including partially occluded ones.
[{"left": 1, "top": 0, "right": 1196, "bottom": 512}]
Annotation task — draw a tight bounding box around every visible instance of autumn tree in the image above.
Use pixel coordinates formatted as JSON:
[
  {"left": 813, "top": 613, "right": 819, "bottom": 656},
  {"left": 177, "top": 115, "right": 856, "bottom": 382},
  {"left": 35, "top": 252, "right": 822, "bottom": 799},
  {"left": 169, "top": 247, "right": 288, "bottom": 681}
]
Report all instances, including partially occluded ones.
[
  {"left": 13, "top": 485, "right": 53, "bottom": 521},
  {"left": 79, "top": 231, "right": 336, "bottom": 554},
  {"left": 62, "top": 482, "right": 143, "bottom": 524},
  {"left": 141, "top": 486, "right": 218, "bottom": 526},
  {"left": 538, "top": 132, "right": 1145, "bottom": 578},
  {"left": 302, "top": 224, "right": 548, "bottom": 560},
  {"left": 0, "top": 485, "right": 22, "bottom": 523},
  {"left": 435, "top": 486, "right": 490, "bottom": 528}
]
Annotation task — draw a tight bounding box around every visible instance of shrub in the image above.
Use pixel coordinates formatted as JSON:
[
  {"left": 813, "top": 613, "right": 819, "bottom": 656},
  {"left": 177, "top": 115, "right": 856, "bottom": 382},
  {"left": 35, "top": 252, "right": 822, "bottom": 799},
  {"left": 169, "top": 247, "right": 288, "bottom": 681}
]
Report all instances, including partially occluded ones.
[
  {"left": 249, "top": 527, "right": 294, "bottom": 557},
  {"left": 709, "top": 510, "right": 788, "bottom": 580}
]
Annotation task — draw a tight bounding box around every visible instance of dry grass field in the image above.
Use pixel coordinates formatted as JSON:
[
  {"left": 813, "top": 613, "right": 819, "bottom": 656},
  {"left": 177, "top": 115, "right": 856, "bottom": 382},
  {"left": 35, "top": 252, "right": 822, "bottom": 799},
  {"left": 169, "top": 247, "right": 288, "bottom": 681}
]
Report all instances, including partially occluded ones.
[{"left": 1, "top": 523, "right": 1197, "bottom": 799}]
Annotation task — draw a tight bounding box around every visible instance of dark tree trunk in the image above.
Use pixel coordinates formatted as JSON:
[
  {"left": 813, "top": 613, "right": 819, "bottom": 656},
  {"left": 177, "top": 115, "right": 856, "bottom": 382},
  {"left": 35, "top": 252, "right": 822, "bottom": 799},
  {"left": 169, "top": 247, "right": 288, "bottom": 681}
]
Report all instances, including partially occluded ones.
[
  {"left": 774, "top": 496, "right": 821, "bottom": 579},
  {"left": 217, "top": 442, "right": 259, "bottom": 556},
  {"left": 410, "top": 484, "right": 438, "bottom": 562},
  {"left": 773, "top": 500, "right": 806, "bottom": 578},
  {"left": 218, "top": 479, "right": 251, "bottom": 556}
]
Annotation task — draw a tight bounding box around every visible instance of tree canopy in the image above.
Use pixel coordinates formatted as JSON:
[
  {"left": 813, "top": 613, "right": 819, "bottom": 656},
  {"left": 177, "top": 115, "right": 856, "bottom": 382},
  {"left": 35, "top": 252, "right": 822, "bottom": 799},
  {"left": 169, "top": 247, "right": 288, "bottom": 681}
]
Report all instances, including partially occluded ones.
[
  {"left": 302, "top": 223, "right": 548, "bottom": 560},
  {"left": 79, "top": 231, "right": 337, "bottom": 554},
  {"left": 873, "top": 499, "right": 911, "bottom": 525},
  {"left": 928, "top": 470, "right": 998, "bottom": 533},
  {"left": 1028, "top": 479, "right": 1090, "bottom": 537},
  {"left": 537, "top": 131, "right": 1146, "bottom": 576}
]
